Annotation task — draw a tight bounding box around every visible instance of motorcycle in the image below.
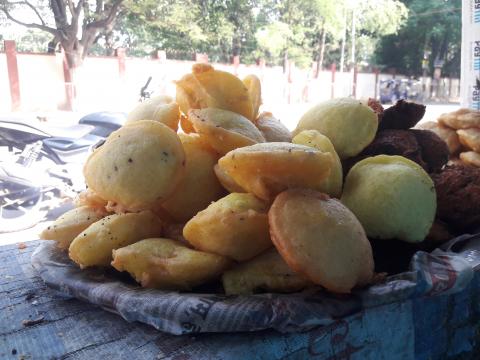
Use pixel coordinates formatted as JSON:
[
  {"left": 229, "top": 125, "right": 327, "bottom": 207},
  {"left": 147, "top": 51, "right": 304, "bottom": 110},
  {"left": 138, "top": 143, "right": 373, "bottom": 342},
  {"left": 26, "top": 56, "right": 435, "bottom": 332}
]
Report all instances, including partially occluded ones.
[{"left": 0, "top": 112, "right": 126, "bottom": 233}]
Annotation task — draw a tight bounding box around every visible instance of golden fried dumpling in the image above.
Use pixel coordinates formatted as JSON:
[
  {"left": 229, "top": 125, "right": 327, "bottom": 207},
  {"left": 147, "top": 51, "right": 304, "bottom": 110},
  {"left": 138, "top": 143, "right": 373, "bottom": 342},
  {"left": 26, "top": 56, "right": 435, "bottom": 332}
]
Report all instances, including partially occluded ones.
[
  {"left": 214, "top": 164, "right": 245, "bottom": 193},
  {"left": 255, "top": 112, "right": 292, "bottom": 142},
  {"left": 160, "top": 133, "right": 225, "bottom": 222},
  {"left": 69, "top": 211, "right": 163, "bottom": 268},
  {"left": 457, "top": 128, "right": 480, "bottom": 152},
  {"left": 175, "top": 63, "right": 254, "bottom": 120},
  {"left": 460, "top": 151, "right": 480, "bottom": 167},
  {"left": 83, "top": 120, "right": 185, "bottom": 211},
  {"left": 341, "top": 155, "right": 436, "bottom": 243},
  {"left": 125, "top": 95, "right": 180, "bottom": 131},
  {"left": 112, "top": 238, "right": 231, "bottom": 290},
  {"left": 40, "top": 206, "right": 107, "bottom": 250},
  {"left": 292, "top": 130, "right": 343, "bottom": 197},
  {"left": 188, "top": 108, "right": 265, "bottom": 155},
  {"left": 438, "top": 108, "right": 480, "bottom": 129},
  {"left": 243, "top": 74, "right": 262, "bottom": 120},
  {"left": 183, "top": 193, "right": 272, "bottom": 262},
  {"left": 269, "top": 189, "right": 374, "bottom": 294},
  {"left": 293, "top": 98, "right": 378, "bottom": 159},
  {"left": 217, "top": 142, "right": 333, "bottom": 201},
  {"left": 222, "top": 248, "right": 311, "bottom": 295}
]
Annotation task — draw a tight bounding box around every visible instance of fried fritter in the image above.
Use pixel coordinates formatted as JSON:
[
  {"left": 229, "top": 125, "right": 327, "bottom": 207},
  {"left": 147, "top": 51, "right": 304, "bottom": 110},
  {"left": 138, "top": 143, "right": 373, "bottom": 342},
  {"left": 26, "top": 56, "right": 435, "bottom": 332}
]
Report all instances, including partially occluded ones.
[
  {"left": 40, "top": 206, "right": 107, "bottom": 250},
  {"left": 183, "top": 193, "right": 272, "bottom": 262},
  {"left": 69, "top": 211, "right": 163, "bottom": 268},
  {"left": 378, "top": 99, "right": 426, "bottom": 131},
  {"left": 255, "top": 112, "right": 292, "bottom": 142},
  {"left": 344, "top": 129, "right": 448, "bottom": 174},
  {"left": 269, "top": 189, "right": 374, "bottom": 293},
  {"left": 112, "top": 238, "right": 231, "bottom": 290},
  {"left": 416, "top": 121, "right": 461, "bottom": 154},
  {"left": 431, "top": 164, "right": 480, "bottom": 232},
  {"left": 222, "top": 249, "right": 312, "bottom": 295},
  {"left": 218, "top": 142, "right": 333, "bottom": 201}
]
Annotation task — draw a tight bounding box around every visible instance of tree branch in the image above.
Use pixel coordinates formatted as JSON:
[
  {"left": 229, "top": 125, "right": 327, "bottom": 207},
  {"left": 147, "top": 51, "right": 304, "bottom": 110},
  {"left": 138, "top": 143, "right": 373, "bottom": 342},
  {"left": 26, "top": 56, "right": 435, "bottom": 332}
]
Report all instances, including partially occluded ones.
[
  {"left": 0, "top": 5, "right": 58, "bottom": 36},
  {"left": 5, "top": 0, "right": 47, "bottom": 26},
  {"left": 86, "top": 0, "right": 122, "bottom": 30},
  {"left": 66, "top": 0, "right": 74, "bottom": 15}
]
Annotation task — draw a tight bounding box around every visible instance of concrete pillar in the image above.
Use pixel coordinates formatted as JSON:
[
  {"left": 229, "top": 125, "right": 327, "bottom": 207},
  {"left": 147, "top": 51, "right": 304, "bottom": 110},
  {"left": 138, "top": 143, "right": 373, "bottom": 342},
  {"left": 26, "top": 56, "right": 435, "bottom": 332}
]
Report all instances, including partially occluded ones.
[{"left": 4, "top": 40, "right": 21, "bottom": 111}]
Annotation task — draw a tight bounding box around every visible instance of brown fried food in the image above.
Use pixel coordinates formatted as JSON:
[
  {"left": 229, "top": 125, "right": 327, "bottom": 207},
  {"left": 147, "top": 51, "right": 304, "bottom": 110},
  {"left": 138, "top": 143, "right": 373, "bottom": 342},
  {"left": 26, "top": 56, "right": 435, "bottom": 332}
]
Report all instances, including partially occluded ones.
[
  {"left": 83, "top": 120, "right": 185, "bottom": 211},
  {"left": 416, "top": 121, "right": 461, "bottom": 154},
  {"left": 438, "top": 108, "right": 480, "bottom": 129},
  {"left": 345, "top": 129, "right": 448, "bottom": 174},
  {"left": 188, "top": 108, "right": 265, "bottom": 155},
  {"left": 40, "top": 206, "right": 107, "bottom": 250},
  {"left": 222, "top": 249, "right": 312, "bottom": 295},
  {"left": 218, "top": 143, "right": 333, "bottom": 201},
  {"left": 214, "top": 164, "right": 245, "bottom": 193},
  {"left": 183, "top": 193, "right": 272, "bottom": 262},
  {"left": 255, "top": 112, "right": 292, "bottom": 142},
  {"left": 410, "top": 129, "right": 449, "bottom": 172},
  {"left": 160, "top": 133, "right": 225, "bottom": 222},
  {"left": 69, "top": 211, "right": 163, "bottom": 268},
  {"left": 378, "top": 100, "right": 426, "bottom": 131},
  {"left": 457, "top": 128, "right": 480, "bottom": 152},
  {"left": 112, "top": 238, "right": 231, "bottom": 290},
  {"left": 459, "top": 151, "right": 480, "bottom": 167},
  {"left": 431, "top": 164, "right": 480, "bottom": 232},
  {"left": 269, "top": 189, "right": 374, "bottom": 294}
]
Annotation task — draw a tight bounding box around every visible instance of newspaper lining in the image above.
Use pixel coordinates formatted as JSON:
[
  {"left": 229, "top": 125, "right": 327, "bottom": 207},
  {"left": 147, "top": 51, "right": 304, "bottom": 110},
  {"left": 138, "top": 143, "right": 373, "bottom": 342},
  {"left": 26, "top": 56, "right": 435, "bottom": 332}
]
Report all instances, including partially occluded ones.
[{"left": 31, "top": 234, "right": 480, "bottom": 335}]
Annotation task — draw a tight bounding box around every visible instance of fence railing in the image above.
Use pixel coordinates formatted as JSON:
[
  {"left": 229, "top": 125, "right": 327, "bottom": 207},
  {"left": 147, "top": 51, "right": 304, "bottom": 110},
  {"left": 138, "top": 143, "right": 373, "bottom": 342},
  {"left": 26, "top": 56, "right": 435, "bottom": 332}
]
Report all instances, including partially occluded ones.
[{"left": 0, "top": 41, "right": 460, "bottom": 113}]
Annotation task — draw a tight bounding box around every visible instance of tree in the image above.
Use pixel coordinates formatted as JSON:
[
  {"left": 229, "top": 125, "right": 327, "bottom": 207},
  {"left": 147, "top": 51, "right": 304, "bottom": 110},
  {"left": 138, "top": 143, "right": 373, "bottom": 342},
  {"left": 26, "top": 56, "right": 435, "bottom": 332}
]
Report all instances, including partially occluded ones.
[
  {"left": 374, "top": 0, "right": 461, "bottom": 77},
  {"left": 0, "top": 0, "right": 124, "bottom": 69}
]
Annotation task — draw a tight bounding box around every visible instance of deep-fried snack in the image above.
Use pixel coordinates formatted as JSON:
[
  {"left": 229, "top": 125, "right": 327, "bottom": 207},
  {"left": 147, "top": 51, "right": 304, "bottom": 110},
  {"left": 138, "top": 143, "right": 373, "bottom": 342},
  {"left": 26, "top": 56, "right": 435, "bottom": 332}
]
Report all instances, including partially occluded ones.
[
  {"left": 344, "top": 129, "right": 449, "bottom": 174},
  {"left": 112, "top": 238, "right": 231, "bottom": 290},
  {"left": 269, "top": 189, "right": 374, "bottom": 294},
  {"left": 214, "top": 164, "right": 245, "bottom": 193},
  {"left": 163, "top": 223, "right": 190, "bottom": 246},
  {"left": 293, "top": 98, "right": 378, "bottom": 159},
  {"left": 460, "top": 151, "right": 480, "bottom": 167},
  {"left": 222, "top": 248, "right": 312, "bottom": 295},
  {"left": 365, "top": 98, "right": 384, "bottom": 119},
  {"left": 341, "top": 155, "right": 436, "bottom": 243},
  {"left": 255, "top": 112, "right": 292, "bottom": 142},
  {"left": 40, "top": 206, "right": 107, "bottom": 250},
  {"left": 378, "top": 99, "right": 426, "bottom": 131},
  {"left": 409, "top": 129, "right": 449, "bottom": 172},
  {"left": 188, "top": 108, "right": 265, "bottom": 155},
  {"left": 83, "top": 120, "right": 185, "bottom": 211},
  {"left": 218, "top": 143, "right": 333, "bottom": 201},
  {"left": 175, "top": 63, "right": 254, "bottom": 120},
  {"left": 431, "top": 164, "right": 480, "bottom": 231},
  {"left": 438, "top": 108, "right": 480, "bottom": 129},
  {"left": 243, "top": 74, "right": 262, "bottom": 120},
  {"left": 74, "top": 189, "right": 108, "bottom": 209},
  {"left": 292, "top": 130, "right": 343, "bottom": 197},
  {"left": 416, "top": 121, "right": 461, "bottom": 154},
  {"left": 125, "top": 95, "right": 180, "bottom": 131},
  {"left": 69, "top": 211, "right": 163, "bottom": 268},
  {"left": 183, "top": 193, "right": 272, "bottom": 261},
  {"left": 457, "top": 128, "right": 480, "bottom": 152},
  {"left": 160, "top": 133, "right": 225, "bottom": 222}
]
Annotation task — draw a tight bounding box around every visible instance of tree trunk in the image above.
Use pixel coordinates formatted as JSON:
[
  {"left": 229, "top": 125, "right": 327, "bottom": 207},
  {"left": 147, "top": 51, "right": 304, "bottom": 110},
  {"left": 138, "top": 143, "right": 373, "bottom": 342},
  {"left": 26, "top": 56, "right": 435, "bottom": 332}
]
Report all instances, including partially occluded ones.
[
  {"left": 232, "top": 35, "right": 241, "bottom": 60},
  {"left": 315, "top": 24, "right": 326, "bottom": 78},
  {"left": 339, "top": 11, "right": 347, "bottom": 73},
  {"left": 105, "top": 32, "right": 115, "bottom": 56}
]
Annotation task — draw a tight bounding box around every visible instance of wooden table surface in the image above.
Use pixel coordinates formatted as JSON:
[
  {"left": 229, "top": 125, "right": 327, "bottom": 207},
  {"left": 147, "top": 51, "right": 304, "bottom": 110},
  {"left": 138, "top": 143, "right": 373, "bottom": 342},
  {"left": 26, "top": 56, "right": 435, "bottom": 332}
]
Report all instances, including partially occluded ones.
[
  {"left": 2, "top": 240, "right": 480, "bottom": 360},
  {"left": 0, "top": 240, "right": 353, "bottom": 360}
]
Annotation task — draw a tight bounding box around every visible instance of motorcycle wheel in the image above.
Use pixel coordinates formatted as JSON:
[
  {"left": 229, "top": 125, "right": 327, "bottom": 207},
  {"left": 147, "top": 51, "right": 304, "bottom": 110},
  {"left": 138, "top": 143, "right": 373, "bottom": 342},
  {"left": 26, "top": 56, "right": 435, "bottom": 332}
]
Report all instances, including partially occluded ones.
[{"left": 0, "top": 182, "right": 47, "bottom": 233}]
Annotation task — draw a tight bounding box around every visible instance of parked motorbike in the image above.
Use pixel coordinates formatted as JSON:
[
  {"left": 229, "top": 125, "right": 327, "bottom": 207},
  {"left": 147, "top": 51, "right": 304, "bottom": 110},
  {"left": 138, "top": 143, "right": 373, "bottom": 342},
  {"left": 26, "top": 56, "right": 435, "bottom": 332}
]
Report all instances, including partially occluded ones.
[{"left": 0, "top": 112, "right": 126, "bottom": 233}]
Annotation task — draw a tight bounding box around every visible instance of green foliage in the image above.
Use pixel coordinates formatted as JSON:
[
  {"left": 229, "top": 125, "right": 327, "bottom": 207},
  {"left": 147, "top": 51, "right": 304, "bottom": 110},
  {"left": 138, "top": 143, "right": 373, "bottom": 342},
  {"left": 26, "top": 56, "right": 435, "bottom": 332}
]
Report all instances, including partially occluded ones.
[{"left": 374, "top": 0, "right": 461, "bottom": 77}]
